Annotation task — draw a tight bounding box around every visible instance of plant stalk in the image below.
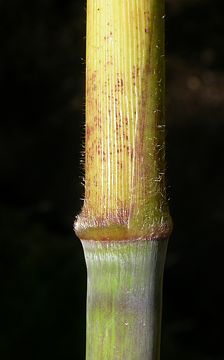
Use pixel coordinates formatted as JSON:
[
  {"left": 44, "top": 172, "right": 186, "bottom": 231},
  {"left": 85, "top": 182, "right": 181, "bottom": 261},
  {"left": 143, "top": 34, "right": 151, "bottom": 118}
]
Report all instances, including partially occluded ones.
[
  {"left": 82, "top": 240, "right": 167, "bottom": 360},
  {"left": 75, "top": 0, "right": 172, "bottom": 359}
]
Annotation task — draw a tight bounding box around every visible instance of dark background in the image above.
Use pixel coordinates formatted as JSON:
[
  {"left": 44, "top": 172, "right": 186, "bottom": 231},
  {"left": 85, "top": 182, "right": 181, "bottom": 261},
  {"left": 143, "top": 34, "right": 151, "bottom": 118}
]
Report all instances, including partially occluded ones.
[{"left": 1, "top": 0, "right": 224, "bottom": 359}]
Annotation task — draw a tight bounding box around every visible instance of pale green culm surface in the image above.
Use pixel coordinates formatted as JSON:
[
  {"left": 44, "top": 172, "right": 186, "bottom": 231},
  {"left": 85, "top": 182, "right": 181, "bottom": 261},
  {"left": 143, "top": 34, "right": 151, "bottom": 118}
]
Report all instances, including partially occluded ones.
[{"left": 82, "top": 240, "right": 168, "bottom": 360}]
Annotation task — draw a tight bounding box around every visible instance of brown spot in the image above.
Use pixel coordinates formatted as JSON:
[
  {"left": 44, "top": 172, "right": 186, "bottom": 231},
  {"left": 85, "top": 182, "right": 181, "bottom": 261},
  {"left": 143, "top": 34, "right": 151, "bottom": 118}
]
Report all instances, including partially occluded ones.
[
  {"left": 132, "top": 66, "right": 140, "bottom": 87},
  {"left": 144, "top": 10, "right": 150, "bottom": 22},
  {"left": 115, "top": 75, "right": 124, "bottom": 94},
  {"left": 106, "top": 60, "right": 113, "bottom": 66},
  {"left": 86, "top": 125, "right": 94, "bottom": 139},
  {"left": 130, "top": 148, "right": 134, "bottom": 161}
]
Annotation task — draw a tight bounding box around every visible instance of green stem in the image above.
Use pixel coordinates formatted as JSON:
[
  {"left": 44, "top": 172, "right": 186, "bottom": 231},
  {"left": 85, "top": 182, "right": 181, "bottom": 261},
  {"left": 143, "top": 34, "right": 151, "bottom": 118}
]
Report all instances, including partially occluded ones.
[
  {"left": 74, "top": 0, "right": 172, "bottom": 358},
  {"left": 82, "top": 239, "right": 168, "bottom": 360}
]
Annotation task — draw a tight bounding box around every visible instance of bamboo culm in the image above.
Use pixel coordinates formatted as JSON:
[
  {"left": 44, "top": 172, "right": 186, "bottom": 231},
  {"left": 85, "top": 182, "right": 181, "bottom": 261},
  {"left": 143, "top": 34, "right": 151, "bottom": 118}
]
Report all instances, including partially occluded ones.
[{"left": 74, "top": 0, "right": 172, "bottom": 359}]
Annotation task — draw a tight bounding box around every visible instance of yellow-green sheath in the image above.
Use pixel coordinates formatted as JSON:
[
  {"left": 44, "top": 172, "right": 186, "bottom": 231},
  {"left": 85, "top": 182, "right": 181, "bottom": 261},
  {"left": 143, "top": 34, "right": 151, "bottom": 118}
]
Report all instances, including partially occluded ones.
[
  {"left": 75, "top": 0, "right": 172, "bottom": 241},
  {"left": 74, "top": 0, "right": 172, "bottom": 359}
]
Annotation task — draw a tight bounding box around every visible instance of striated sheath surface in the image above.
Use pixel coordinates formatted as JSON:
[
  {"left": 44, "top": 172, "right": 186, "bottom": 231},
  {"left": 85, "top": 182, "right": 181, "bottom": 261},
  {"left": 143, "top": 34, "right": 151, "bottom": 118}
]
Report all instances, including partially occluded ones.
[{"left": 75, "top": 0, "right": 171, "bottom": 241}]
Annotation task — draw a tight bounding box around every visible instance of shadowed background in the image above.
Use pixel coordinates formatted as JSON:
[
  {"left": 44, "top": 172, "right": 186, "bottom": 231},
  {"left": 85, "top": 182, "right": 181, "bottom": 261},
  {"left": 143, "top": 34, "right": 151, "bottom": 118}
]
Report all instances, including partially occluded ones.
[{"left": 1, "top": 0, "right": 224, "bottom": 359}]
